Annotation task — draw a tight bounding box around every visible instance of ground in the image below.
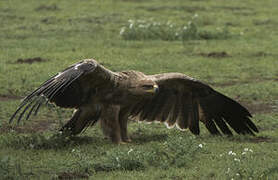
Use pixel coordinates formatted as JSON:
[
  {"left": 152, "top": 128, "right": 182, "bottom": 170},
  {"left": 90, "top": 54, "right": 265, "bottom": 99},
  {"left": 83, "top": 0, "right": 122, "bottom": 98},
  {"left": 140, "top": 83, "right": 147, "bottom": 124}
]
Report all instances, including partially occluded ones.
[{"left": 0, "top": 0, "right": 277, "bottom": 179}]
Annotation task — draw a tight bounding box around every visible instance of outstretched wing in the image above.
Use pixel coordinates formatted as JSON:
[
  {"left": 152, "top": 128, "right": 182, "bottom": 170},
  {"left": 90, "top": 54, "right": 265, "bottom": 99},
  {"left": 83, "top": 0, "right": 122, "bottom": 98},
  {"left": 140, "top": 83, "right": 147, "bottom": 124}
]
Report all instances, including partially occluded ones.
[
  {"left": 9, "top": 59, "right": 117, "bottom": 124},
  {"left": 129, "top": 73, "right": 258, "bottom": 135}
]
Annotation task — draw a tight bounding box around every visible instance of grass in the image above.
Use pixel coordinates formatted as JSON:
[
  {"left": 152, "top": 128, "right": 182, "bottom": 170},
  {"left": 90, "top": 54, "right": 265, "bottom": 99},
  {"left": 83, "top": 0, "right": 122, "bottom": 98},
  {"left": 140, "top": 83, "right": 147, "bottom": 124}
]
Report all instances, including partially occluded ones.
[{"left": 0, "top": 0, "right": 278, "bottom": 179}]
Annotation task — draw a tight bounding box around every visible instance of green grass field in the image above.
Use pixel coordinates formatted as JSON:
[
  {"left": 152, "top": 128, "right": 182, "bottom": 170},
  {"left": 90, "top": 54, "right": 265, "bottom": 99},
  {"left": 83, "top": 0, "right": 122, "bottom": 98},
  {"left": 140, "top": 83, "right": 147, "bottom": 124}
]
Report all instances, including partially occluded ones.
[{"left": 0, "top": 0, "right": 278, "bottom": 179}]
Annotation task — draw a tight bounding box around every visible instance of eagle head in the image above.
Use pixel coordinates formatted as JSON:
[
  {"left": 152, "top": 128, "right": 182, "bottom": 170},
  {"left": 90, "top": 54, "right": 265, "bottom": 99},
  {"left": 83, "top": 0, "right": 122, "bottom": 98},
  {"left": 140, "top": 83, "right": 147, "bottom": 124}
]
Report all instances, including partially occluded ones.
[{"left": 129, "top": 79, "right": 159, "bottom": 97}]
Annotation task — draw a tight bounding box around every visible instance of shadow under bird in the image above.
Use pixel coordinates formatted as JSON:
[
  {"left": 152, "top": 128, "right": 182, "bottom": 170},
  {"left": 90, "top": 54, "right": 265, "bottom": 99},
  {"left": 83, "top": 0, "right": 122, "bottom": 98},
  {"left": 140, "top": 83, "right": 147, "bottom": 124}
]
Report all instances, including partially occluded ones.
[{"left": 9, "top": 59, "right": 259, "bottom": 144}]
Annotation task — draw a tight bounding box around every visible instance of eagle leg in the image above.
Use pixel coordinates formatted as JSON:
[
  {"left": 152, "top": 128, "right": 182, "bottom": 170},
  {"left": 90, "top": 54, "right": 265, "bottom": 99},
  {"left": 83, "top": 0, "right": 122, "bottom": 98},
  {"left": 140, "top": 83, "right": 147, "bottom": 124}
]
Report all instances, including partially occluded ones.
[
  {"left": 100, "top": 105, "right": 122, "bottom": 144},
  {"left": 119, "top": 108, "right": 131, "bottom": 143},
  {"left": 60, "top": 105, "right": 101, "bottom": 135}
]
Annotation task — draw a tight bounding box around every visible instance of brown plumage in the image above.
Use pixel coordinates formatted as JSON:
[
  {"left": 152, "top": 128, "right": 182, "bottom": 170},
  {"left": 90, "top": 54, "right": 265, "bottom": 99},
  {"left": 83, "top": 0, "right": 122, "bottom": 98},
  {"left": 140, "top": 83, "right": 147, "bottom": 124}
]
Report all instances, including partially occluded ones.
[{"left": 9, "top": 59, "right": 259, "bottom": 143}]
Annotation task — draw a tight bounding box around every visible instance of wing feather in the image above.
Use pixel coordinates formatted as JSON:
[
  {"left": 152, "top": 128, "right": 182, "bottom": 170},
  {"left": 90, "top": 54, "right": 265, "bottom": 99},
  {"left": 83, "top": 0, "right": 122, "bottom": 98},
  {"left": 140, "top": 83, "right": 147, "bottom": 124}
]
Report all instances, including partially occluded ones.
[
  {"left": 213, "top": 117, "right": 233, "bottom": 135},
  {"left": 10, "top": 59, "right": 117, "bottom": 124},
  {"left": 166, "top": 93, "right": 181, "bottom": 127},
  {"left": 129, "top": 73, "right": 258, "bottom": 136},
  {"left": 177, "top": 93, "right": 190, "bottom": 129},
  {"left": 189, "top": 99, "right": 200, "bottom": 134},
  {"left": 204, "top": 117, "right": 221, "bottom": 135},
  {"left": 149, "top": 92, "right": 168, "bottom": 121}
]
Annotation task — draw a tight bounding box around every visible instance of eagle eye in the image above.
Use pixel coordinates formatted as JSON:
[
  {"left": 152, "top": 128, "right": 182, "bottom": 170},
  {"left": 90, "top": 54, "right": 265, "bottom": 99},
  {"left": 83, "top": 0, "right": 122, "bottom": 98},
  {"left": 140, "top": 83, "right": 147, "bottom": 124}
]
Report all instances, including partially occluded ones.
[{"left": 142, "top": 85, "right": 154, "bottom": 89}]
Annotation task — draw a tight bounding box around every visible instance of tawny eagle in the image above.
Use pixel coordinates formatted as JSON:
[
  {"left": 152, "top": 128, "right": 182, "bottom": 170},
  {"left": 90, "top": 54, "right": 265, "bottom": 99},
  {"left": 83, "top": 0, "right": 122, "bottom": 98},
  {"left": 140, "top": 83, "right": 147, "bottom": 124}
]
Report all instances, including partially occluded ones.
[{"left": 9, "top": 59, "right": 258, "bottom": 143}]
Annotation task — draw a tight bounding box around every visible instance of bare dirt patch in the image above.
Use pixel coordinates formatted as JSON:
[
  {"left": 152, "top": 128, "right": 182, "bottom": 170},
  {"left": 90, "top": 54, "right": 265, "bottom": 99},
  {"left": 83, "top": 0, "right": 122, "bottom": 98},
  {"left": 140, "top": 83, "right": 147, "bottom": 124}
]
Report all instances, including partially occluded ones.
[
  {"left": 248, "top": 136, "right": 274, "bottom": 143},
  {"left": 141, "top": 6, "right": 206, "bottom": 13},
  {"left": 251, "top": 51, "right": 273, "bottom": 57},
  {"left": 0, "top": 94, "right": 22, "bottom": 101},
  {"left": 236, "top": 101, "right": 275, "bottom": 114},
  {"left": 214, "top": 6, "right": 253, "bottom": 11},
  {"left": 210, "top": 77, "right": 278, "bottom": 88},
  {"left": 245, "top": 102, "right": 274, "bottom": 114},
  {"left": 58, "top": 172, "right": 89, "bottom": 179},
  {"left": 253, "top": 19, "right": 278, "bottom": 26},
  {"left": 35, "top": 4, "right": 60, "bottom": 11},
  {"left": 0, "top": 119, "right": 55, "bottom": 134},
  {"left": 199, "top": 51, "right": 230, "bottom": 58},
  {"left": 16, "top": 57, "right": 48, "bottom": 64},
  {"left": 230, "top": 136, "right": 274, "bottom": 143},
  {"left": 41, "top": 17, "right": 59, "bottom": 24}
]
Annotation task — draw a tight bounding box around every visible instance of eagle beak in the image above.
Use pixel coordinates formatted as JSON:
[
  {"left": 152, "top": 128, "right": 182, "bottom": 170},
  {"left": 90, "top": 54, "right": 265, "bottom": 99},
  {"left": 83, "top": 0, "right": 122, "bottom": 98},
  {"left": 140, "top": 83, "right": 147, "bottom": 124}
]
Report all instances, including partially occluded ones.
[
  {"left": 144, "top": 84, "right": 159, "bottom": 94},
  {"left": 153, "top": 84, "right": 159, "bottom": 94},
  {"left": 147, "top": 84, "right": 159, "bottom": 93}
]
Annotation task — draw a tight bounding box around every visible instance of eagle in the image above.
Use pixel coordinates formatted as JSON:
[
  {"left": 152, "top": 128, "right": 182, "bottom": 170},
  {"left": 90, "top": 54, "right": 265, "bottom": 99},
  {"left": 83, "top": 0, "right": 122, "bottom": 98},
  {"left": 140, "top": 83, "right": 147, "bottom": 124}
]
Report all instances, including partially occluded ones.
[{"left": 9, "top": 59, "right": 258, "bottom": 143}]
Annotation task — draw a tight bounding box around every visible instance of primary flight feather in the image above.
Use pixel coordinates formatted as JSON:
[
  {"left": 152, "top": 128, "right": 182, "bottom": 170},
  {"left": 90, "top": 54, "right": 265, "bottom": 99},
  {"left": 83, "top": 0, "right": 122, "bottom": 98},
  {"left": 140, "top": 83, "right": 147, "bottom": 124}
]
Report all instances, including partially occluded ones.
[{"left": 9, "top": 59, "right": 258, "bottom": 143}]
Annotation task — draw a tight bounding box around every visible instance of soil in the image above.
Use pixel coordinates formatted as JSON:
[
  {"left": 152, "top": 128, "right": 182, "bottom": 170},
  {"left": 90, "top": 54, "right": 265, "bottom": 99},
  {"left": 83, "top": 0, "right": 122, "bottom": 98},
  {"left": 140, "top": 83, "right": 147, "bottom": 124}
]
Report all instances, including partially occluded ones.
[
  {"left": 0, "top": 94, "right": 22, "bottom": 101},
  {"left": 35, "top": 4, "right": 60, "bottom": 11},
  {"left": 248, "top": 136, "right": 274, "bottom": 143},
  {"left": 199, "top": 51, "right": 230, "bottom": 58},
  {"left": 0, "top": 119, "right": 55, "bottom": 134},
  {"left": 239, "top": 101, "right": 274, "bottom": 114},
  {"left": 58, "top": 172, "right": 89, "bottom": 179},
  {"left": 16, "top": 57, "right": 48, "bottom": 64}
]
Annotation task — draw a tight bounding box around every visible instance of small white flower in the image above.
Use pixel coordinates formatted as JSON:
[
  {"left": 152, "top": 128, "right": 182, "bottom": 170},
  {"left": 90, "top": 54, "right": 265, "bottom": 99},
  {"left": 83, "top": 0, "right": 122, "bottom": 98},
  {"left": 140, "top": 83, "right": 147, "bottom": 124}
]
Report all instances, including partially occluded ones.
[
  {"left": 120, "top": 27, "right": 125, "bottom": 35},
  {"left": 244, "top": 148, "right": 253, "bottom": 152},
  {"left": 137, "top": 19, "right": 145, "bottom": 23},
  {"left": 128, "top": 149, "right": 134, "bottom": 155},
  {"left": 170, "top": 24, "right": 173, "bottom": 28},
  {"left": 242, "top": 152, "right": 247, "bottom": 155},
  {"left": 72, "top": 149, "right": 75, "bottom": 152},
  {"left": 128, "top": 19, "right": 133, "bottom": 23},
  {"left": 175, "top": 32, "right": 179, "bottom": 36},
  {"left": 129, "top": 23, "right": 133, "bottom": 29},
  {"left": 116, "top": 157, "right": 119, "bottom": 162},
  {"left": 226, "top": 167, "right": 230, "bottom": 173},
  {"left": 219, "top": 153, "right": 223, "bottom": 157},
  {"left": 228, "top": 151, "right": 236, "bottom": 156},
  {"left": 183, "top": 26, "right": 187, "bottom": 30},
  {"left": 236, "top": 173, "right": 240, "bottom": 176},
  {"left": 193, "top": 14, "right": 198, "bottom": 18},
  {"left": 234, "top": 158, "right": 240, "bottom": 162},
  {"left": 188, "top": 21, "right": 192, "bottom": 25},
  {"left": 198, "top": 144, "right": 203, "bottom": 148},
  {"left": 138, "top": 24, "right": 145, "bottom": 28}
]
